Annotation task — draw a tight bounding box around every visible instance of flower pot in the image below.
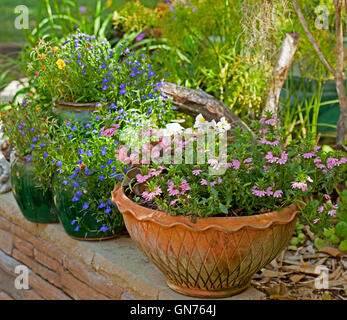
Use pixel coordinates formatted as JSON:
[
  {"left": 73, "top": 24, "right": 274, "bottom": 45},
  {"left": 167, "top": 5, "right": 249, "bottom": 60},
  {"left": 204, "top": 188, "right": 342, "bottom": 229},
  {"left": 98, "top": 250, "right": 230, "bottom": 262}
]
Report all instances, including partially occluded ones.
[
  {"left": 53, "top": 101, "right": 98, "bottom": 124},
  {"left": 10, "top": 157, "right": 59, "bottom": 223},
  {"left": 52, "top": 174, "right": 124, "bottom": 240},
  {"left": 111, "top": 183, "right": 299, "bottom": 298}
]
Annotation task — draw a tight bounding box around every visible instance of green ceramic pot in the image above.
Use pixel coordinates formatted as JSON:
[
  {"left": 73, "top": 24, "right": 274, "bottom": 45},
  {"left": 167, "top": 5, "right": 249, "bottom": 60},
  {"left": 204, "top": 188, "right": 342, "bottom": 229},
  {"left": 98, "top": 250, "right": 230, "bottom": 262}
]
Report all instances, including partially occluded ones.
[
  {"left": 53, "top": 101, "right": 98, "bottom": 124},
  {"left": 10, "top": 157, "right": 59, "bottom": 223},
  {"left": 52, "top": 174, "right": 124, "bottom": 240}
]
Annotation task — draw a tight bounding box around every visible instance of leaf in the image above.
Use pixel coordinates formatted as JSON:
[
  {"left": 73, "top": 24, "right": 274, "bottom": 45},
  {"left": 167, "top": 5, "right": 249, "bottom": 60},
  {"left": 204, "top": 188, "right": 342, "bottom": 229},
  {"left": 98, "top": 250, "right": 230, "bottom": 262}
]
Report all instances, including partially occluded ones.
[
  {"left": 318, "top": 246, "right": 343, "bottom": 258},
  {"left": 338, "top": 239, "right": 347, "bottom": 252},
  {"left": 219, "top": 203, "right": 228, "bottom": 214},
  {"left": 314, "top": 238, "right": 328, "bottom": 250},
  {"left": 335, "top": 221, "right": 347, "bottom": 238}
]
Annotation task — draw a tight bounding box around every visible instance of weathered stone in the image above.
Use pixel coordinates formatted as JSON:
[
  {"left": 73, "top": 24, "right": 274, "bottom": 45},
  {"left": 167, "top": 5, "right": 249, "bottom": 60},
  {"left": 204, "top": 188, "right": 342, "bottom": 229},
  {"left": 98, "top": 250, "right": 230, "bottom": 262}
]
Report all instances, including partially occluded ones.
[
  {"left": 121, "top": 291, "right": 136, "bottom": 300},
  {"left": 62, "top": 256, "right": 123, "bottom": 299},
  {"left": 25, "top": 289, "right": 44, "bottom": 300},
  {"left": 0, "top": 230, "right": 12, "bottom": 255},
  {"left": 12, "top": 249, "right": 61, "bottom": 288},
  {"left": 0, "top": 79, "right": 28, "bottom": 103},
  {"left": 0, "top": 290, "right": 13, "bottom": 300},
  {"left": 29, "top": 273, "right": 71, "bottom": 300},
  {"left": 13, "top": 236, "right": 34, "bottom": 258},
  {"left": 34, "top": 249, "right": 60, "bottom": 272},
  {"left": 60, "top": 272, "right": 110, "bottom": 300},
  {"left": 0, "top": 152, "right": 10, "bottom": 194},
  {"left": 0, "top": 215, "right": 11, "bottom": 231}
]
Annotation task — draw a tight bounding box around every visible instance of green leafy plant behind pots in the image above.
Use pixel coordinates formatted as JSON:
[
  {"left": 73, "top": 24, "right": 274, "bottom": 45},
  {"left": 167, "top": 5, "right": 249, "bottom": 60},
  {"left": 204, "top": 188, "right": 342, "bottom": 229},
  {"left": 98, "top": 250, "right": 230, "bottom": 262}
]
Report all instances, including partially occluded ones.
[{"left": 10, "top": 157, "right": 58, "bottom": 223}]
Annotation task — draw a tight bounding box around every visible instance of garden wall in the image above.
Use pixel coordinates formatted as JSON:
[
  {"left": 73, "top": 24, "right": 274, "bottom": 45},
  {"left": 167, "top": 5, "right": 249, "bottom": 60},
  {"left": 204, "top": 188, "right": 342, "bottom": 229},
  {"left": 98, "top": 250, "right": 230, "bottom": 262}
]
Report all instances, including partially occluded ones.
[{"left": 0, "top": 191, "right": 265, "bottom": 300}]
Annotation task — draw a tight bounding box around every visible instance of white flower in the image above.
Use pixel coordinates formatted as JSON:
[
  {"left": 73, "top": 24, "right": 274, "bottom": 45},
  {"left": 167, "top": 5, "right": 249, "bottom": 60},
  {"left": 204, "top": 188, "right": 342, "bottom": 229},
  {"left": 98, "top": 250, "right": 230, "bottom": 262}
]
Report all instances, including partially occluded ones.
[
  {"left": 216, "top": 117, "right": 231, "bottom": 133},
  {"left": 163, "top": 123, "right": 184, "bottom": 136},
  {"left": 194, "top": 114, "right": 211, "bottom": 132}
]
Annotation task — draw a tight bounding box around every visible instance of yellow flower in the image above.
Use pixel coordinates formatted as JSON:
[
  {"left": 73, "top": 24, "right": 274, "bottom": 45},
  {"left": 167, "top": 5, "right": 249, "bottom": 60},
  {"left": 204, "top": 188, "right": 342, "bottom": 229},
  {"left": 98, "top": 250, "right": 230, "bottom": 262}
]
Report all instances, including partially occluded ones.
[
  {"left": 56, "top": 59, "right": 66, "bottom": 70},
  {"left": 36, "top": 106, "right": 40, "bottom": 111},
  {"left": 53, "top": 46, "right": 59, "bottom": 54},
  {"left": 106, "top": 0, "right": 112, "bottom": 8}
]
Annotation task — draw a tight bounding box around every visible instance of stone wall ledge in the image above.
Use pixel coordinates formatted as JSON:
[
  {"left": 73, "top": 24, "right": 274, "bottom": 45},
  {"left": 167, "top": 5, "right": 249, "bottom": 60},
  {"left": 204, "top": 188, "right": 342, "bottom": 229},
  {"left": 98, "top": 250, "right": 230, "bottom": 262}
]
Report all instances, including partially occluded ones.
[{"left": 0, "top": 191, "right": 265, "bottom": 300}]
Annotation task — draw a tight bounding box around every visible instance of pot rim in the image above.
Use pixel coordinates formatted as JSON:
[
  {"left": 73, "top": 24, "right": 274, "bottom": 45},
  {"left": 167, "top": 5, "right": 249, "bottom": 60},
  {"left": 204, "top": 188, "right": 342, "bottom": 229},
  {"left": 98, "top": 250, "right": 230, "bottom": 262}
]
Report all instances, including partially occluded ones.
[
  {"left": 111, "top": 183, "right": 299, "bottom": 233},
  {"left": 54, "top": 101, "right": 99, "bottom": 111}
]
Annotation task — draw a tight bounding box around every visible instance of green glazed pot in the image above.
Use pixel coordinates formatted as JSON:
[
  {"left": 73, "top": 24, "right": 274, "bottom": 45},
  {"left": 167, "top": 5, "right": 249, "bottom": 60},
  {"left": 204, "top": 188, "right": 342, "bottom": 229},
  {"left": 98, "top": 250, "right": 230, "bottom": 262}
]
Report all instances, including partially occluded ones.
[
  {"left": 52, "top": 174, "right": 124, "bottom": 240},
  {"left": 53, "top": 101, "right": 98, "bottom": 124},
  {"left": 10, "top": 157, "right": 59, "bottom": 223}
]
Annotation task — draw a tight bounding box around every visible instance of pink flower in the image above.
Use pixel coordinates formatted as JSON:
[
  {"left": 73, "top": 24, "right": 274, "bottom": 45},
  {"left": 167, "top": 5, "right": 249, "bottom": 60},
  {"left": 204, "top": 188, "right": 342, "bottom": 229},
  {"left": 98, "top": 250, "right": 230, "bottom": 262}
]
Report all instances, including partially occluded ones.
[
  {"left": 243, "top": 158, "right": 252, "bottom": 164},
  {"left": 265, "top": 152, "right": 278, "bottom": 164},
  {"left": 313, "top": 218, "right": 320, "bottom": 224},
  {"left": 302, "top": 152, "right": 315, "bottom": 159},
  {"left": 266, "top": 187, "right": 273, "bottom": 196},
  {"left": 277, "top": 151, "right": 288, "bottom": 165},
  {"left": 208, "top": 159, "right": 221, "bottom": 170},
  {"left": 323, "top": 194, "right": 330, "bottom": 200},
  {"left": 317, "top": 205, "right": 324, "bottom": 213},
  {"left": 100, "top": 124, "right": 120, "bottom": 137},
  {"left": 141, "top": 186, "right": 162, "bottom": 201},
  {"left": 136, "top": 174, "right": 150, "bottom": 183},
  {"left": 180, "top": 179, "right": 191, "bottom": 194},
  {"left": 167, "top": 181, "right": 179, "bottom": 196},
  {"left": 314, "top": 157, "right": 326, "bottom": 170},
  {"left": 192, "top": 169, "right": 202, "bottom": 176},
  {"left": 273, "top": 190, "right": 283, "bottom": 198},
  {"left": 252, "top": 185, "right": 266, "bottom": 197},
  {"left": 291, "top": 181, "right": 308, "bottom": 192},
  {"left": 217, "top": 177, "right": 223, "bottom": 184},
  {"left": 200, "top": 179, "right": 208, "bottom": 185},
  {"left": 170, "top": 199, "right": 179, "bottom": 206},
  {"left": 210, "top": 181, "right": 217, "bottom": 187},
  {"left": 327, "top": 157, "right": 339, "bottom": 169},
  {"left": 327, "top": 209, "right": 336, "bottom": 216},
  {"left": 338, "top": 157, "right": 347, "bottom": 165},
  {"left": 231, "top": 159, "right": 240, "bottom": 170}
]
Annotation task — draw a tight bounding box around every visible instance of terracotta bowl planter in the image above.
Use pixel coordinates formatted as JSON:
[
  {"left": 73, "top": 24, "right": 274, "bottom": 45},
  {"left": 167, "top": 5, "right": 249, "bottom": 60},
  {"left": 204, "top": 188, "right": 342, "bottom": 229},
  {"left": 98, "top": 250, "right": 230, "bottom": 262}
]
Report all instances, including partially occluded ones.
[{"left": 111, "top": 183, "right": 299, "bottom": 298}]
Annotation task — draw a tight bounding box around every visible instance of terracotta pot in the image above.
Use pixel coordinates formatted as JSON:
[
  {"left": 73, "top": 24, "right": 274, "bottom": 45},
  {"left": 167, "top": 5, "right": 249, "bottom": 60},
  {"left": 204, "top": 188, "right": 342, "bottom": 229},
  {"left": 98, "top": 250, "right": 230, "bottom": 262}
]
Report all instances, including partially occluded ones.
[{"left": 111, "top": 183, "right": 299, "bottom": 298}]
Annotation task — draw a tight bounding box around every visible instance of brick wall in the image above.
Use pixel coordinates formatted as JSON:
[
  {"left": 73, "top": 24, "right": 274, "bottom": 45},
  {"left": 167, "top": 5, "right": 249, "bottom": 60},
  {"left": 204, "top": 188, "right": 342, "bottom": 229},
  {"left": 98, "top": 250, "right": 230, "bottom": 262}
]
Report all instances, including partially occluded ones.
[{"left": 0, "top": 215, "right": 134, "bottom": 300}]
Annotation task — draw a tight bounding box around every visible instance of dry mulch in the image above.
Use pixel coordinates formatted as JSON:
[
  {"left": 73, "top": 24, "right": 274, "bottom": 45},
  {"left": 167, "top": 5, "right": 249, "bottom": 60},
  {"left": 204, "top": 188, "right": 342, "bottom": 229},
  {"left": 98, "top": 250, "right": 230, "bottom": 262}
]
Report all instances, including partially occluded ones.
[{"left": 252, "top": 227, "right": 347, "bottom": 300}]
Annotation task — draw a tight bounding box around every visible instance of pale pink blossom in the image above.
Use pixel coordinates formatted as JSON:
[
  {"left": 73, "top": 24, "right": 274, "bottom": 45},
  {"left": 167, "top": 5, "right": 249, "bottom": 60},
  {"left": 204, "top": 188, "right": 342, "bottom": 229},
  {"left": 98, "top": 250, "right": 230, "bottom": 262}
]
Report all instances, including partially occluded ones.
[
  {"left": 291, "top": 181, "right": 308, "bottom": 192},
  {"left": 100, "top": 124, "right": 120, "bottom": 137},
  {"left": 141, "top": 186, "right": 162, "bottom": 201},
  {"left": 192, "top": 169, "right": 202, "bottom": 176},
  {"left": 313, "top": 218, "right": 320, "bottom": 224},
  {"left": 273, "top": 190, "right": 283, "bottom": 198},
  {"left": 200, "top": 179, "right": 208, "bottom": 186}
]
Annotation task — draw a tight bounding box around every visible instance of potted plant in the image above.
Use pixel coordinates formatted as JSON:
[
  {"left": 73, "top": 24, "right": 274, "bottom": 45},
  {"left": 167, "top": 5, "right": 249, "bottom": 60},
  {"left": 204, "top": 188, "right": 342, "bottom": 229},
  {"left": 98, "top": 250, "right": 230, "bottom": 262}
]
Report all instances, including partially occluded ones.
[
  {"left": 112, "top": 112, "right": 347, "bottom": 298},
  {"left": 27, "top": 33, "right": 165, "bottom": 123},
  {"left": 27, "top": 34, "right": 176, "bottom": 239},
  {"left": 1, "top": 98, "right": 59, "bottom": 223}
]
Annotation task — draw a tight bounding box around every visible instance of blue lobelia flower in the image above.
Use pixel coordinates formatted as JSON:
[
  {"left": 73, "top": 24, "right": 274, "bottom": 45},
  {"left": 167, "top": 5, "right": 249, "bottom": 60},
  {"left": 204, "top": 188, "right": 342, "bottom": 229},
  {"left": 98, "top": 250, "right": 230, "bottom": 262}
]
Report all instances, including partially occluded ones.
[
  {"left": 98, "top": 175, "right": 105, "bottom": 181},
  {"left": 71, "top": 219, "right": 77, "bottom": 225},
  {"left": 56, "top": 160, "right": 62, "bottom": 167},
  {"left": 82, "top": 202, "right": 89, "bottom": 210},
  {"left": 98, "top": 201, "right": 106, "bottom": 209},
  {"left": 73, "top": 181, "right": 79, "bottom": 188},
  {"left": 101, "top": 146, "right": 107, "bottom": 156},
  {"left": 100, "top": 224, "right": 108, "bottom": 232},
  {"left": 74, "top": 225, "right": 80, "bottom": 232}
]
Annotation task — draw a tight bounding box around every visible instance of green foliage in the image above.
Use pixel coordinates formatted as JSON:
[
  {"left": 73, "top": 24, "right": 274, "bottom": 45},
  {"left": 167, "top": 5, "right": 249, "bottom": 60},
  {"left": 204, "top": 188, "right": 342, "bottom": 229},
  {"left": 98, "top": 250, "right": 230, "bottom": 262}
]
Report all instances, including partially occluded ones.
[{"left": 114, "top": 0, "right": 274, "bottom": 120}]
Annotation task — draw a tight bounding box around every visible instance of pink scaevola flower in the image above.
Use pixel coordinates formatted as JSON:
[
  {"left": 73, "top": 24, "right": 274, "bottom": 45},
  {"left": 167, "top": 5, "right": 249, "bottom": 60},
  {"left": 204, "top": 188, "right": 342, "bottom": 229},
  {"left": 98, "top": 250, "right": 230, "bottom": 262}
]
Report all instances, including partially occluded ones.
[
  {"left": 141, "top": 186, "right": 162, "bottom": 201},
  {"left": 317, "top": 205, "right": 324, "bottom": 213},
  {"left": 327, "top": 157, "right": 339, "bottom": 169},
  {"left": 136, "top": 174, "right": 150, "bottom": 183},
  {"left": 277, "top": 151, "right": 288, "bottom": 165},
  {"left": 291, "top": 181, "right": 308, "bottom": 192},
  {"left": 192, "top": 169, "right": 202, "bottom": 176},
  {"left": 313, "top": 218, "right": 320, "bottom": 224},
  {"left": 302, "top": 152, "right": 315, "bottom": 159},
  {"left": 252, "top": 185, "right": 266, "bottom": 197},
  {"left": 100, "top": 124, "right": 120, "bottom": 137},
  {"left": 210, "top": 181, "right": 217, "bottom": 187},
  {"left": 200, "top": 179, "right": 208, "bottom": 186},
  {"left": 273, "top": 190, "right": 283, "bottom": 198}
]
